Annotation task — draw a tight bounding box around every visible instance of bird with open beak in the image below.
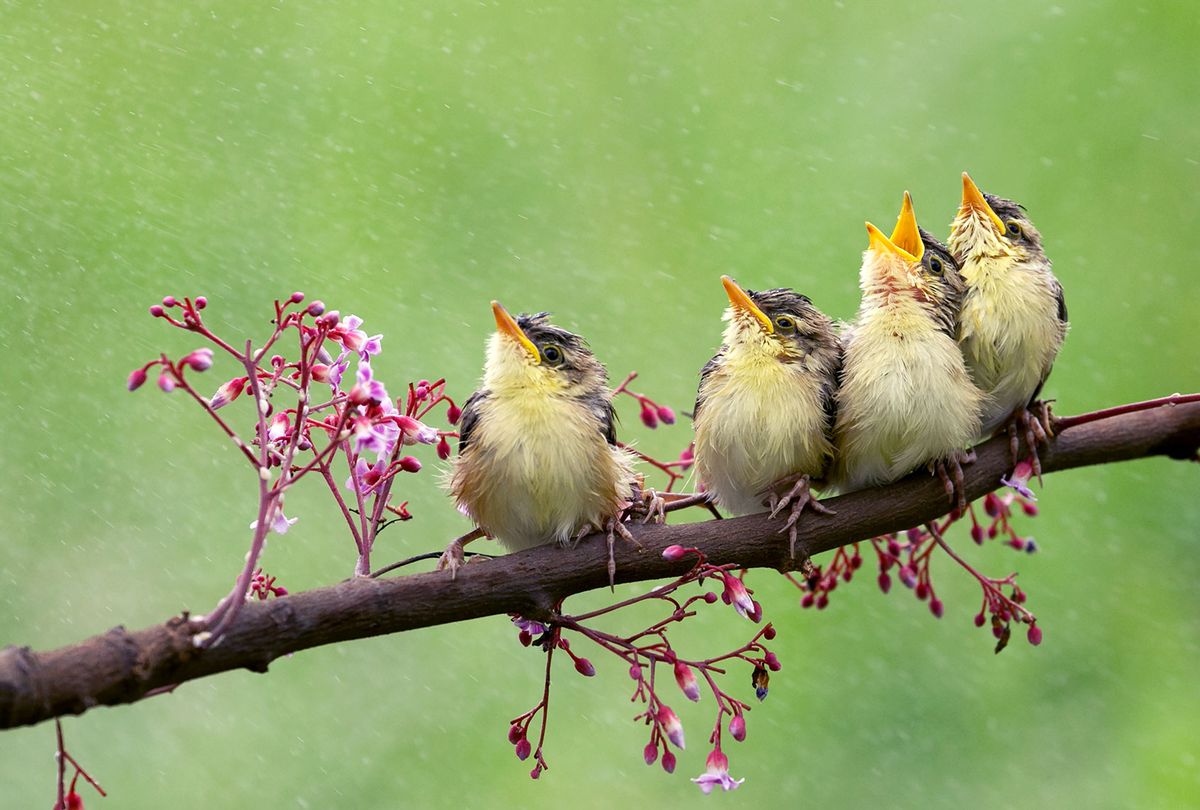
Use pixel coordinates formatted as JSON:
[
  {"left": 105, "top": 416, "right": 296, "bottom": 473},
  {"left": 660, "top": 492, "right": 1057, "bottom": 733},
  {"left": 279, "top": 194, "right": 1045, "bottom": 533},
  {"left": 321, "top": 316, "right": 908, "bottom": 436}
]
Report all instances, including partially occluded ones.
[
  {"left": 833, "top": 192, "right": 984, "bottom": 510},
  {"left": 692, "top": 276, "right": 841, "bottom": 558},
  {"left": 444, "top": 302, "right": 638, "bottom": 578},
  {"left": 949, "top": 173, "right": 1068, "bottom": 476}
]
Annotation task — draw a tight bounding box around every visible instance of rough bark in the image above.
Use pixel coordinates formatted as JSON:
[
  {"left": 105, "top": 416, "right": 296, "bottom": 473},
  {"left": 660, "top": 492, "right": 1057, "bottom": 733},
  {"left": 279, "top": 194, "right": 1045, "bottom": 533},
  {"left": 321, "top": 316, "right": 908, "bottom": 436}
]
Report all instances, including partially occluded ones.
[{"left": 2, "top": 400, "right": 1198, "bottom": 731}]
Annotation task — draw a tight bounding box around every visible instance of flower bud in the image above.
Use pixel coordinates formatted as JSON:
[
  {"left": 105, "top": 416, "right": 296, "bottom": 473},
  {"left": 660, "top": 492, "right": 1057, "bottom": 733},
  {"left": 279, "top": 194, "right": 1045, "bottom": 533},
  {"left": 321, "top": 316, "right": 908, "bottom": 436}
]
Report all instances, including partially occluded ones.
[
  {"left": 515, "top": 738, "right": 532, "bottom": 761},
  {"left": 66, "top": 792, "right": 84, "bottom": 810},
  {"left": 656, "top": 406, "right": 676, "bottom": 425},
  {"left": 1022, "top": 501, "right": 1040, "bottom": 517},
  {"left": 149, "top": 304, "right": 165, "bottom": 317},
  {"left": 628, "top": 663, "right": 642, "bottom": 680},
  {"left": 970, "top": 523, "right": 984, "bottom": 544},
  {"left": 887, "top": 538, "right": 902, "bottom": 557},
  {"left": 929, "top": 598, "right": 944, "bottom": 618},
  {"left": 1027, "top": 624, "right": 1043, "bottom": 646},
  {"left": 915, "top": 583, "right": 929, "bottom": 601},
  {"left": 157, "top": 371, "right": 176, "bottom": 392},
  {"left": 446, "top": 402, "right": 462, "bottom": 424},
  {"left": 437, "top": 435, "right": 451, "bottom": 460},
  {"left": 658, "top": 706, "right": 685, "bottom": 749},
  {"left": 289, "top": 291, "right": 305, "bottom": 304},
  {"left": 679, "top": 445, "right": 694, "bottom": 463},
  {"left": 643, "top": 742, "right": 658, "bottom": 766},
  {"left": 800, "top": 592, "right": 815, "bottom": 609},
  {"left": 162, "top": 295, "right": 177, "bottom": 307},
  {"left": 662, "top": 751, "right": 676, "bottom": 774},
  {"left": 127, "top": 368, "right": 148, "bottom": 391},
  {"left": 974, "top": 612, "right": 986, "bottom": 627},
  {"left": 763, "top": 624, "right": 776, "bottom": 640},
  {"left": 508, "top": 724, "right": 524, "bottom": 744},
  {"left": 307, "top": 300, "right": 326, "bottom": 316},
  {"left": 398, "top": 456, "right": 422, "bottom": 473},
  {"left": 877, "top": 572, "right": 892, "bottom": 593},
  {"left": 183, "top": 347, "right": 213, "bottom": 371},
  {"left": 574, "top": 657, "right": 596, "bottom": 677},
  {"left": 815, "top": 594, "right": 829, "bottom": 610},
  {"left": 639, "top": 403, "right": 659, "bottom": 430},
  {"left": 673, "top": 661, "right": 701, "bottom": 702},
  {"left": 898, "top": 566, "right": 917, "bottom": 589},
  {"left": 702, "top": 591, "right": 718, "bottom": 604},
  {"left": 729, "top": 713, "right": 746, "bottom": 742},
  {"left": 194, "top": 296, "right": 207, "bottom": 309},
  {"left": 530, "top": 765, "right": 542, "bottom": 780},
  {"left": 764, "top": 651, "right": 781, "bottom": 671},
  {"left": 662, "top": 544, "right": 689, "bottom": 562},
  {"left": 209, "top": 376, "right": 247, "bottom": 410}
]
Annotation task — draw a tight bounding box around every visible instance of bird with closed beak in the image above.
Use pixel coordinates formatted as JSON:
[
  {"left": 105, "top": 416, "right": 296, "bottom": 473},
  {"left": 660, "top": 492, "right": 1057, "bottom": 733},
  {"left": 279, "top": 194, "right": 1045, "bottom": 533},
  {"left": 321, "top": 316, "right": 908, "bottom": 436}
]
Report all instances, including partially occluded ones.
[
  {"left": 833, "top": 192, "right": 984, "bottom": 510},
  {"left": 444, "top": 301, "right": 638, "bottom": 578},
  {"left": 949, "top": 172, "right": 1067, "bottom": 475},
  {"left": 692, "top": 275, "right": 842, "bottom": 558}
]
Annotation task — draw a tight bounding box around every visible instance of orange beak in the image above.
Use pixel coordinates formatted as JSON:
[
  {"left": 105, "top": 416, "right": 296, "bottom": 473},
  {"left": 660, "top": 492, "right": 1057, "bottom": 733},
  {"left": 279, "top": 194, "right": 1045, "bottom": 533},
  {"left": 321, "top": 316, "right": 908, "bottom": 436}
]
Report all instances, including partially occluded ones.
[
  {"left": 889, "top": 191, "right": 925, "bottom": 261},
  {"left": 721, "top": 275, "right": 773, "bottom": 333},
  {"left": 960, "top": 172, "right": 1005, "bottom": 233},
  {"left": 491, "top": 300, "right": 540, "bottom": 361},
  {"left": 865, "top": 221, "right": 920, "bottom": 263}
]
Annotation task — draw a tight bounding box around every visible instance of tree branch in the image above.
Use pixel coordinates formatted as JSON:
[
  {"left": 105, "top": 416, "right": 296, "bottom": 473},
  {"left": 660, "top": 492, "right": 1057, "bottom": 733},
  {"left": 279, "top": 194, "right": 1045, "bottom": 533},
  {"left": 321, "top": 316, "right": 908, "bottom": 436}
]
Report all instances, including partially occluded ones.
[{"left": 2, "top": 399, "right": 1198, "bottom": 731}]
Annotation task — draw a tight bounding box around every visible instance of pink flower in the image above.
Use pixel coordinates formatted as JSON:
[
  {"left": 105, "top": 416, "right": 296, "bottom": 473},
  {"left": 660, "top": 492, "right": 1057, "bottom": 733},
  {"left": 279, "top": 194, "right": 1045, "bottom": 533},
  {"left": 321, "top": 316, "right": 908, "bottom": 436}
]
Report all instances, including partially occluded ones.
[
  {"left": 209, "top": 376, "right": 247, "bottom": 410},
  {"left": 346, "top": 457, "right": 387, "bottom": 495},
  {"left": 250, "top": 508, "right": 299, "bottom": 535},
  {"left": 721, "top": 573, "right": 756, "bottom": 618},
  {"left": 691, "top": 748, "right": 744, "bottom": 794},
  {"left": 1001, "top": 460, "right": 1038, "bottom": 500},
  {"left": 673, "top": 660, "right": 701, "bottom": 702},
  {"left": 351, "top": 413, "right": 392, "bottom": 456},
  {"left": 349, "top": 361, "right": 388, "bottom": 406},
  {"left": 657, "top": 705, "right": 685, "bottom": 749}
]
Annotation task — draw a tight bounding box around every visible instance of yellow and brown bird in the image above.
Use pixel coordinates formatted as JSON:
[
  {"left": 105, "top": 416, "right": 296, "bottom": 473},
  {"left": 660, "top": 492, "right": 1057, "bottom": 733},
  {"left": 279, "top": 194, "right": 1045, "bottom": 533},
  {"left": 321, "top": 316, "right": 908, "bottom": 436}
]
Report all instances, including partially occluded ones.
[
  {"left": 692, "top": 276, "right": 842, "bottom": 556},
  {"left": 833, "top": 192, "right": 983, "bottom": 510},
  {"left": 444, "top": 302, "right": 637, "bottom": 575},
  {"left": 949, "top": 173, "right": 1067, "bottom": 473}
]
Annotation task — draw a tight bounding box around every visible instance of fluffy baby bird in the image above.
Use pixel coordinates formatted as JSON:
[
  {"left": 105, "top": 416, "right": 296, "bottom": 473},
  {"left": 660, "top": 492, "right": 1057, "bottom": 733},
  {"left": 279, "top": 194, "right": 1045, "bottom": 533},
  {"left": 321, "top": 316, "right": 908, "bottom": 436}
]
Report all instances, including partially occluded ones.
[
  {"left": 949, "top": 173, "right": 1068, "bottom": 475},
  {"left": 444, "top": 301, "right": 637, "bottom": 577},
  {"left": 692, "top": 275, "right": 842, "bottom": 557},
  {"left": 834, "top": 192, "right": 984, "bottom": 510}
]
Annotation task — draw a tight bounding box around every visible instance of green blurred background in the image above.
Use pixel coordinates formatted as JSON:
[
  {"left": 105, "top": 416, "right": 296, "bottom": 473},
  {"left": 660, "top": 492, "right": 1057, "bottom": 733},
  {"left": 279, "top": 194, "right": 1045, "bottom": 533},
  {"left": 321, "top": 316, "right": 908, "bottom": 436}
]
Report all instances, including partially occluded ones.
[{"left": 2, "top": 1, "right": 1198, "bottom": 807}]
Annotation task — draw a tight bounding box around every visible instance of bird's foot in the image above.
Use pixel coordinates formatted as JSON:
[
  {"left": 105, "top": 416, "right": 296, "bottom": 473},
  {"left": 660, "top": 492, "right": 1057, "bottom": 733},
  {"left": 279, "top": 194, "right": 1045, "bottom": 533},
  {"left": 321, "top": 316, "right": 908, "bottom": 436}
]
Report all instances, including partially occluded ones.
[
  {"left": 436, "top": 538, "right": 467, "bottom": 580},
  {"left": 435, "top": 527, "right": 487, "bottom": 580},
  {"left": 930, "top": 449, "right": 976, "bottom": 515},
  {"left": 1005, "top": 402, "right": 1054, "bottom": 481},
  {"left": 603, "top": 515, "right": 642, "bottom": 590},
  {"left": 623, "top": 484, "right": 668, "bottom": 525},
  {"left": 764, "top": 474, "right": 834, "bottom": 560}
]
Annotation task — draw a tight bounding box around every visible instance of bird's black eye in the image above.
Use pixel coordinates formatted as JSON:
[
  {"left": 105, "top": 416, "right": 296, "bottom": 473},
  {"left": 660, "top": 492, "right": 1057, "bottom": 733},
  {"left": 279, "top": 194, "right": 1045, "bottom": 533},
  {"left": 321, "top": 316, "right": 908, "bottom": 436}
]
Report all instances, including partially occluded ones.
[
  {"left": 1006, "top": 220, "right": 1023, "bottom": 238},
  {"left": 774, "top": 315, "right": 795, "bottom": 331},
  {"left": 540, "top": 344, "right": 563, "bottom": 364},
  {"left": 928, "top": 256, "right": 944, "bottom": 275}
]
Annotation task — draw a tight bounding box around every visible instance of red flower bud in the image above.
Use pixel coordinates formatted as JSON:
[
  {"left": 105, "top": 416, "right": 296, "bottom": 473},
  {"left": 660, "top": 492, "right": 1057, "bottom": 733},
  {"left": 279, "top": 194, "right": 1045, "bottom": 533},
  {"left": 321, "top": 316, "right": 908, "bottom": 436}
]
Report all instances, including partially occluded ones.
[
  {"left": 307, "top": 300, "right": 326, "bottom": 316},
  {"left": 898, "top": 566, "right": 917, "bottom": 589},
  {"left": 661, "top": 751, "right": 676, "bottom": 774},
  {"left": 703, "top": 591, "right": 718, "bottom": 604},
  {"left": 66, "top": 792, "right": 84, "bottom": 810},
  {"left": 194, "top": 296, "right": 207, "bottom": 309},
  {"left": 800, "top": 592, "right": 815, "bottom": 608},
  {"left": 508, "top": 724, "right": 524, "bottom": 745},
  {"left": 763, "top": 624, "right": 776, "bottom": 640},
  {"left": 656, "top": 405, "right": 676, "bottom": 425},
  {"left": 398, "top": 456, "right": 422, "bottom": 473},
  {"left": 157, "top": 371, "right": 176, "bottom": 392},
  {"left": 639, "top": 403, "right": 658, "bottom": 429},
  {"left": 915, "top": 582, "right": 929, "bottom": 601},
  {"left": 1027, "top": 624, "right": 1043, "bottom": 646},
  {"left": 662, "top": 544, "right": 689, "bottom": 561},
  {"left": 629, "top": 663, "right": 642, "bottom": 680},
  {"left": 149, "top": 304, "right": 165, "bottom": 317},
  {"left": 289, "top": 291, "right": 305, "bottom": 304},
  {"left": 515, "top": 738, "right": 532, "bottom": 761},
  {"left": 673, "top": 660, "right": 701, "bottom": 702},
  {"left": 127, "top": 368, "right": 148, "bottom": 391},
  {"left": 574, "top": 657, "right": 596, "bottom": 677},
  {"left": 446, "top": 402, "right": 462, "bottom": 424},
  {"left": 974, "top": 612, "right": 986, "bottom": 627},
  {"left": 929, "top": 598, "right": 944, "bottom": 618},
  {"left": 658, "top": 705, "right": 685, "bottom": 749},
  {"left": 877, "top": 571, "right": 892, "bottom": 593},
  {"left": 970, "top": 523, "right": 985, "bottom": 543},
  {"left": 437, "top": 435, "right": 452, "bottom": 460},
  {"left": 643, "top": 742, "right": 658, "bottom": 766},
  {"left": 162, "top": 295, "right": 177, "bottom": 307},
  {"left": 729, "top": 713, "right": 746, "bottom": 742},
  {"left": 764, "top": 651, "right": 781, "bottom": 671}
]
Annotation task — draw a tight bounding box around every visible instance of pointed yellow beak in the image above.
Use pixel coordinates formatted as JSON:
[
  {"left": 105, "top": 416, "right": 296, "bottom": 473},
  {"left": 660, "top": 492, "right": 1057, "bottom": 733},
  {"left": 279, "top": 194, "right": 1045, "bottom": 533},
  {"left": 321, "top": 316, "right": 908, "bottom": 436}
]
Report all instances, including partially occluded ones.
[
  {"left": 961, "top": 172, "right": 1005, "bottom": 233},
  {"left": 491, "top": 300, "right": 540, "bottom": 361},
  {"left": 721, "top": 275, "right": 773, "bottom": 333},
  {"left": 889, "top": 191, "right": 925, "bottom": 261},
  {"left": 865, "top": 222, "right": 920, "bottom": 263}
]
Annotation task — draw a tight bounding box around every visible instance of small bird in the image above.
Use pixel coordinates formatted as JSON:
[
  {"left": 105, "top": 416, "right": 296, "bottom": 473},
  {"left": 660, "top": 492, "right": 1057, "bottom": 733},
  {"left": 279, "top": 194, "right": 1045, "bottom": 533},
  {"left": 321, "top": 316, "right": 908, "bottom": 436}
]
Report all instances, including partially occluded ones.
[
  {"left": 833, "top": 192, "right": 983, "bottom": 510},
  {"left": 948, "top": 173, "right": 1068, "bottom": 474},
  {"left": 444, "top": 301, "right": 637, "bottom": 577},
  {"left": 692, "top": 275, "right": 842, "bottom": 557}
]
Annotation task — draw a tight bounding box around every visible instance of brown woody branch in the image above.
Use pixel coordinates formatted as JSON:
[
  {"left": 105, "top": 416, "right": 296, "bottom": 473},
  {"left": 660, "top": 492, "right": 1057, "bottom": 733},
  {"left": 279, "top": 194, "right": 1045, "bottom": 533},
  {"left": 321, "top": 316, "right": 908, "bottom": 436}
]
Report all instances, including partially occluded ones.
[{"left": 2, "top": 400, "right": 1198, "bottom": 731}]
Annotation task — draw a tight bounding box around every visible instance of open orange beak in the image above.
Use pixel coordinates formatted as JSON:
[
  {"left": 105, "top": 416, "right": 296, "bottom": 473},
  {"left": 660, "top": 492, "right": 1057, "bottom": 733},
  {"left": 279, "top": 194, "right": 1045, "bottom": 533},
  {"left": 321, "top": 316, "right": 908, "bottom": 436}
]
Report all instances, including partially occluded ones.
[
  {"left": 889, "top": 191, "right": 925, "bottom": 260},
  {"left": 721, "top": 275, "right": 773, "bottom": 333},
  {"left": 491, "top": 300, "right": 540, "bottom": 361},
  {"left": 961, "top": 172, "right": 1005, "bottom": 233}
]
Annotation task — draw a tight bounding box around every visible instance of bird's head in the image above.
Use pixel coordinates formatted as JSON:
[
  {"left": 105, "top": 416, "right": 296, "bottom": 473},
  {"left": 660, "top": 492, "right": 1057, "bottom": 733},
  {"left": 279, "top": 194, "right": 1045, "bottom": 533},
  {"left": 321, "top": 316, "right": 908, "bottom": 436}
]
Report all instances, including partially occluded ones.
[
  {"left": 861, "top": 192, "right": 965, "bottom": 334},
  {"left": 719, "top": 275, "right": 835, "bottom": 361},
  {"left": 484, "top": 301, "right": 606, "bottom": 395},
  {"left": 948, "top": 172, "right": 1046, "bottom": 267}
]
